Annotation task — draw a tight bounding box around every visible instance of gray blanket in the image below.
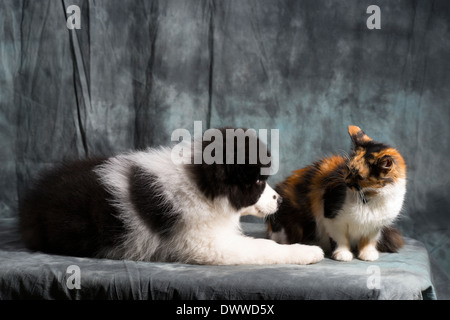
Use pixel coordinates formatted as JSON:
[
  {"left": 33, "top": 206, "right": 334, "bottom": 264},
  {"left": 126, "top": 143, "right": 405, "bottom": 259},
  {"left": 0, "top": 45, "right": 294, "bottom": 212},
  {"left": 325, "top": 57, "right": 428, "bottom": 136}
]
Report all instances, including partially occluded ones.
[{"left": 0, "top": 218, "right": 436, "bottom": 299}]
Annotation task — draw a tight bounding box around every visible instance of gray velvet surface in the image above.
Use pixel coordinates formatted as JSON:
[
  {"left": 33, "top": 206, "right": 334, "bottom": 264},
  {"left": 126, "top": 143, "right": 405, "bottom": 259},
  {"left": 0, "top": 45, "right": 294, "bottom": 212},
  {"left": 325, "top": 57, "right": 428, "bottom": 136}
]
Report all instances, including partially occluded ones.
[
  {"left": 0, "top": 0, "right": 449, "bottom": 298},
  {"left": 0, "top": 219, "right": 436, "bottom": 300}
]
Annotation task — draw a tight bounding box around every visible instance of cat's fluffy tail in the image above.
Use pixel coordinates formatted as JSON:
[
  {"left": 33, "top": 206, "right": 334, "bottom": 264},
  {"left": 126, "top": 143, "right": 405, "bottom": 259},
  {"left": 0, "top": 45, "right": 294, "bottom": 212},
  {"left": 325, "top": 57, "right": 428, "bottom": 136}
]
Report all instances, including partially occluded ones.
[{"left": 376, "top": 226, "right": 404, "bottom": 252}]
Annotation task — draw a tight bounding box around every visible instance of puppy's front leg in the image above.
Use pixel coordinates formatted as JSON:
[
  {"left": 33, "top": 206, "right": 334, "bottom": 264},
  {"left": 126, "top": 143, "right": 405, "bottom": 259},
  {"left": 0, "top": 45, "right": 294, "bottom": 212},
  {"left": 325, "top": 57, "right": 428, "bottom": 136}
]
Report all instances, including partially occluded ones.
[{"left": 211, "top": 236, "right": 324, "bottom": 265}]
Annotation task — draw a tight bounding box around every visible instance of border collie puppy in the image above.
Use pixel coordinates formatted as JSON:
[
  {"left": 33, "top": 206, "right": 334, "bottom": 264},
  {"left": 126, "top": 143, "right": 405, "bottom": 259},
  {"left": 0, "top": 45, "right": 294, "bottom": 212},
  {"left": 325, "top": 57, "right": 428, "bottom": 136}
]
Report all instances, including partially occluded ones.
[{"left": 19, "top": 128, "right": 324, "bottom": 265}]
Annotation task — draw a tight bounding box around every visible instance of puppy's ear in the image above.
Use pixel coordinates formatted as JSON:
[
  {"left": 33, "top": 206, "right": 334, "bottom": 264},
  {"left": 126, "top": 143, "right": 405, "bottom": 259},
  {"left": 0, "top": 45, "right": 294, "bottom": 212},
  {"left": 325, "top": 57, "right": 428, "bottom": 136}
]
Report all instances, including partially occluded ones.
[{"left": 348, "top": 125, "right": 372, "bottom": 146}]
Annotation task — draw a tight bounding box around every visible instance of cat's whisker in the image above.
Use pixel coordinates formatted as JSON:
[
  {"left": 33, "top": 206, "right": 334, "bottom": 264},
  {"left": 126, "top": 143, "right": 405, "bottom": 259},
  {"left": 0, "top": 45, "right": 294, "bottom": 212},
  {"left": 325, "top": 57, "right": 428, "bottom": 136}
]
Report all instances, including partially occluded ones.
[
  {"left": 359, "top": 189, "right": 367, "bottom": 204},
  {"left": 338, "top": 149, "right": 351, "bottom": 163}
]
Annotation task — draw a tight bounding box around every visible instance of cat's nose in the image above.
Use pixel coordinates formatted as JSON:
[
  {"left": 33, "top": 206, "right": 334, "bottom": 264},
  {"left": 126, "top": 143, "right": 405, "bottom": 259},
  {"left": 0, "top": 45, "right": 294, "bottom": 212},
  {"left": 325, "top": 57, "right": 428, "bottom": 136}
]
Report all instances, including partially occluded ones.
[
  {"left": 345, "top": 170, "right": 363, "bottom": 184},
  {"left": 344, "top": 173, "right": 354, "bottom": 185},
  {"left": 345, "top": 173, "right": 361, "bottom": 191},
  {"left": 346, "top": 181, "right": 361, "bottom": 191}
]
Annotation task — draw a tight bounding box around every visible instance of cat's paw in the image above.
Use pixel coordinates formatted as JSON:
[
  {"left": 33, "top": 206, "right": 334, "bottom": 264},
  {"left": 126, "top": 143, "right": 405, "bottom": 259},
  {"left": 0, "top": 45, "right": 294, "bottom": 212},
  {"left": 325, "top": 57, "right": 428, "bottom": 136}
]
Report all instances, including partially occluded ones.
[
  {"left": 290, "top": 244, "right": 324, "bottom": 265},
  {"left": 333, "top": 248, "right": 353, "bottom": 262},
  {"left": 358, "top": 247, "right": 379, "bottom": 261}
]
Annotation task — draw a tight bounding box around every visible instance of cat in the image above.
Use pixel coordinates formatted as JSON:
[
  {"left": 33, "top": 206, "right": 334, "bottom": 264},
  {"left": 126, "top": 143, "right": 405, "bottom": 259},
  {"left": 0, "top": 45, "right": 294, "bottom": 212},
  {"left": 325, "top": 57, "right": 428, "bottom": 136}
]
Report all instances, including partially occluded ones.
[{"left": 266, "top": 125, "right": 406, "bottom": 261}]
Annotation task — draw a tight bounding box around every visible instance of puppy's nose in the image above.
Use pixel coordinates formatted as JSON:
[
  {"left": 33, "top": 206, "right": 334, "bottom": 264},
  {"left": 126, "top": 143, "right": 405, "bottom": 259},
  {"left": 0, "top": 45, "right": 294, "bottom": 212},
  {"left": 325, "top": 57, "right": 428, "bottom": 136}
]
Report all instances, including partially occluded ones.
[{"left": 273, "top": 194, "right": 282, "bottom": 205}]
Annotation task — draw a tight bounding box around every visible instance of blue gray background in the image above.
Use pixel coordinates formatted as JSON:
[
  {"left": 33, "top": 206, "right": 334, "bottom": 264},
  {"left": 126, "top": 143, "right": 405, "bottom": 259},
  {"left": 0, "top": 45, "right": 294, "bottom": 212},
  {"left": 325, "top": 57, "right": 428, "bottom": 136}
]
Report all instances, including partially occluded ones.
[{"left": 0, "top": 0, "right": 448, "bottom": 298}]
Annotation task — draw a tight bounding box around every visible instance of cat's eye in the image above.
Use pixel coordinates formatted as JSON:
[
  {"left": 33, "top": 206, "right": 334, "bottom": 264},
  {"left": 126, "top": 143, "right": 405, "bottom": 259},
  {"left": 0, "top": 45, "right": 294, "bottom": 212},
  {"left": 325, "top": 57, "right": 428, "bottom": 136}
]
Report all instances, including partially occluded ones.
[{"left": 357, "top": 174, "right": 364, "bottom": 180}]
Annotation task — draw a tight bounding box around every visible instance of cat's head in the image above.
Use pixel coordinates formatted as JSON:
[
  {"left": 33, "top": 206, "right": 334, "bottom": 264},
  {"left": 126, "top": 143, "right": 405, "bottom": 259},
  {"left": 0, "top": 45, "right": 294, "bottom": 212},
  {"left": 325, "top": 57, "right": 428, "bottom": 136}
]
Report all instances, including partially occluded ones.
[{"left": 344, "top": 125, "right": 406, "bottom": 192}]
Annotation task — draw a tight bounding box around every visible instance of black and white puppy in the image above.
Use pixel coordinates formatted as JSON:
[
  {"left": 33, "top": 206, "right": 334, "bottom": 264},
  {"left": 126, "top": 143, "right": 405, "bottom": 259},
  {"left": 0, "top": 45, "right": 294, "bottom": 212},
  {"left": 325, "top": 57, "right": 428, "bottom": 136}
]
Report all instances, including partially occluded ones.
[{"left": 20, "top": 128, "right": 324, "bottom": 265}]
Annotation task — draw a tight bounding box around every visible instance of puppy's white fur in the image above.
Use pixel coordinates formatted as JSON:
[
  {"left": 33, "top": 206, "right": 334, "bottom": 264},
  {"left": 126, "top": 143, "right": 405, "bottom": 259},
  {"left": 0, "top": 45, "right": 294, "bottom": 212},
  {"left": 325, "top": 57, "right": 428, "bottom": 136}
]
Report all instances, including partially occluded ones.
[{"left": 95, "top": 147, "right": 324, "bottom": 265}]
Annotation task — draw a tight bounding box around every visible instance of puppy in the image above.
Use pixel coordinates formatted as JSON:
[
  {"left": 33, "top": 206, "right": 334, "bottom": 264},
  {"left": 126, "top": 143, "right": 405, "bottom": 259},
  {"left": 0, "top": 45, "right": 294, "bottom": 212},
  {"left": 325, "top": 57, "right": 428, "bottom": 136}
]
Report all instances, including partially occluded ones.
[{"left": 19, "top": 128, "right": 324, "bottom": 265}]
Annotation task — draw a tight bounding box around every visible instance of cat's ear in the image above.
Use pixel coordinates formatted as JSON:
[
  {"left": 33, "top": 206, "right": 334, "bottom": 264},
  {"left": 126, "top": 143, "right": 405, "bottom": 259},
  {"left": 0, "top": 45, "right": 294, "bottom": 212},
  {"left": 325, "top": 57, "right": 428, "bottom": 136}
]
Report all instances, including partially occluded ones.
[
  {"left": 379, "top": 155, "right": 394, "bottom": 170},
  {"left": 348, "top": 125, "right": 372, "bottom": 146}
]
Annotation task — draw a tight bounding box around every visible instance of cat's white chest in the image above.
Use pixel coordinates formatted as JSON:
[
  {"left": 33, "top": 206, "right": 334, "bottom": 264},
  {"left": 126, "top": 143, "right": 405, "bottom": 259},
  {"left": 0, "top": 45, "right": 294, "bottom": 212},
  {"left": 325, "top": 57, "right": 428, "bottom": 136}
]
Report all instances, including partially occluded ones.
[{"left": 336, "top": 179, "right": 406, "bottom": 237}]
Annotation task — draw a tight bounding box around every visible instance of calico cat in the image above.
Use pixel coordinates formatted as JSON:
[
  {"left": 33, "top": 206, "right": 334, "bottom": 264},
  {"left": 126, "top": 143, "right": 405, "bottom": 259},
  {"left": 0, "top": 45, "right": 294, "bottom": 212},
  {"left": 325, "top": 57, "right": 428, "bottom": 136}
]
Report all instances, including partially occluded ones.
[{"left": 267, "top": 126, "right": 406, "bottom": 261}]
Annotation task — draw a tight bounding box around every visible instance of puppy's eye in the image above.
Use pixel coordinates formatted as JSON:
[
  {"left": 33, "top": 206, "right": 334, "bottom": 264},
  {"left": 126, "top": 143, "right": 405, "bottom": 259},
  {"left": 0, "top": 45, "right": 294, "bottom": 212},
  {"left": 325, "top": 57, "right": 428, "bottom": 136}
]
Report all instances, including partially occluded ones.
[{"left": 256, "top": 179, "right": 264, "bottom": 185}]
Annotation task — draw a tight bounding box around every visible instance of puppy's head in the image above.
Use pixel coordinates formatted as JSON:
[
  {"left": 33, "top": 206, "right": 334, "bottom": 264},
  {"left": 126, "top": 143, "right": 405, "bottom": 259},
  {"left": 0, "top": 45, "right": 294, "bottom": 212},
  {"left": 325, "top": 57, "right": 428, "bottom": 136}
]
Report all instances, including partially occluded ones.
[
  {"left": 186, "top": 127, "right": 281, "bottom": 217},
  {"left": 239, "top": 181, "right": 282, "bottom": 218}
]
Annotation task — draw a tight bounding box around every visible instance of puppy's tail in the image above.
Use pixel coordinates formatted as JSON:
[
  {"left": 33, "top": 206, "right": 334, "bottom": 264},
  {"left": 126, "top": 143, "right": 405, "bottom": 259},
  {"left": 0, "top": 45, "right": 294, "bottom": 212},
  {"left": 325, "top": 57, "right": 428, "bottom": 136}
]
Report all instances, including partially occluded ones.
[{"left": 376, "top": 226, "right": 404, "bottom": 253}]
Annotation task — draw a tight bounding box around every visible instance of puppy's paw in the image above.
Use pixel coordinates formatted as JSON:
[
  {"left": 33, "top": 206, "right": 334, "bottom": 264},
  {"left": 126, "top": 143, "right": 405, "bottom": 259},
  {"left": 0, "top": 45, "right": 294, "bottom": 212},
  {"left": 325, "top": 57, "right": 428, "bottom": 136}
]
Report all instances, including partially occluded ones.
[
  {"left": 333, "top": 248, "right": 353, "bottom": 262},
  {"left": 290, "top": 244, "right": 324, "bottom": 265}
]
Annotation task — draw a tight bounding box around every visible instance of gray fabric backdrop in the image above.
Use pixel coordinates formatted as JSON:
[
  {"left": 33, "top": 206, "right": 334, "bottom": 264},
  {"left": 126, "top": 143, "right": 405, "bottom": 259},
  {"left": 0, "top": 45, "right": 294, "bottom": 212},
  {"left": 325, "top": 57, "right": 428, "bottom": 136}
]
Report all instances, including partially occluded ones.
[{"left": 0, "top": 0, "right": 449, "bottom": 298}]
